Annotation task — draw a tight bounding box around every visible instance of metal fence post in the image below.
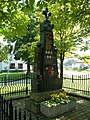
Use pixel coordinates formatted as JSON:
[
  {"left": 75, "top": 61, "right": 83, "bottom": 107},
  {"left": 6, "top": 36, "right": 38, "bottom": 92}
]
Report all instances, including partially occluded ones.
[
  {"left": 0, "top": 95, "right": 2, "bottom": 120},
  {"left": 9, "top": 98, "right": 13, "bottom": 120},
  {"left": 23, "top": 111, "right": 26, "bottom": 120},
  {"left": 19, "top": 108, "right": 21, "bottom": 120},
  {"left": 72, "top": 75, "right": 74, "bottom": 83},
  {"left": 26, "top": 74, "right": 28, "bottom": 95}
]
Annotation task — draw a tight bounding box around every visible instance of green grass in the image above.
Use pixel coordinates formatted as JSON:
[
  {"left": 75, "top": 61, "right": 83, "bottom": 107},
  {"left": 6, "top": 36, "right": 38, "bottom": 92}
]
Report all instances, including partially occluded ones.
[
  {"left": 0, "top": 72, "right": 34, "bottom": 81},
  {"left": 0, "top": 72, "right": 24, "bottom": 77},
  {"left": 0, "top": 83, "right": 31, "bottom": 99},
  {"left": 0, "top": 72, "right": 34, "bottom": 98},
  {"left": 63, "top": 78, "right": 90, "bottom": 96},
  {"left": 0, "top": 72, "right": 24, "bottom": 75}
]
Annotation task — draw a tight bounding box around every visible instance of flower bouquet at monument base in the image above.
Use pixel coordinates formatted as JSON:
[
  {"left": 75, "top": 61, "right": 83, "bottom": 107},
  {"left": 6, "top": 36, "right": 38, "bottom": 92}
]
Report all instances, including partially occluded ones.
[{"left": 40, "top": 92, "right": 76, "bottom": 118}]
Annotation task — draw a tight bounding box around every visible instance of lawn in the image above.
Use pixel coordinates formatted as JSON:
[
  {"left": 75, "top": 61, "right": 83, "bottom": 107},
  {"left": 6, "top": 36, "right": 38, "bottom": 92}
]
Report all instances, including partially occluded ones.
[
  {"left": 0, "top": 72, "right": 34, "bottom": 81},
  {"left": 0, "top": 72, "right": 32, "bottom": 98},
  {"left": 0, "top": 71, "right": 90, "bottom": 98},
  {"left": 0, "top": 72, "right": 25, "bottom": 79},
  {"left": 0, "top": 83, "right": 31, "bottom": 99},
  {"left": 63, "top": 77, "right": 90, "bottom": 96}
]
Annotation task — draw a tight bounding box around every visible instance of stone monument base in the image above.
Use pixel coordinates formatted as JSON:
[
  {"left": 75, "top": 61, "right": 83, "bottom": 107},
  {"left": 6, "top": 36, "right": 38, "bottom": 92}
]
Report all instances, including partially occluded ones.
[{"left": 25, "top": 89, "right": 64, "bottom": 119}]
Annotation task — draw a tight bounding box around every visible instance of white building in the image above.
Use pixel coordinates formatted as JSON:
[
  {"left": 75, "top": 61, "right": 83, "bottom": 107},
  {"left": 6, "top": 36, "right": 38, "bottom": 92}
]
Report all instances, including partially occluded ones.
[
  {"left": 72, "top": 60, "right": 89, "bottom": 69},
  {"left": 0, "top": 55, "right": 27, "bottom": 72},
  {"left": 0, "top": 37, "right": 28, "bottom": 72}
]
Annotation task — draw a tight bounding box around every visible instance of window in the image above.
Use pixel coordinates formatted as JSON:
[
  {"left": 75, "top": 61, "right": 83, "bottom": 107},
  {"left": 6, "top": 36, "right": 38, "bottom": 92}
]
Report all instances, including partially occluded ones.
[
  {"left": 10, "top": 63, "right": 15, "bottom": 69},
  {"left": 18, "top": 63, "right": 23, "bottom": 69}
]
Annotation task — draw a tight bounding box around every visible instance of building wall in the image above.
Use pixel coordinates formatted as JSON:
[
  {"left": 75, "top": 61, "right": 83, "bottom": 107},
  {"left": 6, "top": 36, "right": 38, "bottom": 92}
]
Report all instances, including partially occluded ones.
[
  {"left": 72, "top": 62, "right": 84, "bottom": 68},
  {"left": 0, "top": 59, "right": 27, "bottom": 72}
]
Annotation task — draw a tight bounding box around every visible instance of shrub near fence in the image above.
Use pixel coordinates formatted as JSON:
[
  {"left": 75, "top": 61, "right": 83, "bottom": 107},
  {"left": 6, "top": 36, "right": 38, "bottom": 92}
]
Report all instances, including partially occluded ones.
[
  {"left": 63, "top": 74, "right": 90, "bottom": 95},
  {"left": 0, "top": 73, "right": 32, "bottom": 97},
  {"left": 0, "top": 95, "right": 32, "bottom": 120}
]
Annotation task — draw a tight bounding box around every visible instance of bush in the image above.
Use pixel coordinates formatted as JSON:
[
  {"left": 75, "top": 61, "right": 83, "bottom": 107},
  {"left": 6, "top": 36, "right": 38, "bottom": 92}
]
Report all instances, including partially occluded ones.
[
  {"left": 80, "top": 66, "right": 89, "bottom": 70},
  {"left": 72, "top": 67, "right": 78, "bottom": 71}
]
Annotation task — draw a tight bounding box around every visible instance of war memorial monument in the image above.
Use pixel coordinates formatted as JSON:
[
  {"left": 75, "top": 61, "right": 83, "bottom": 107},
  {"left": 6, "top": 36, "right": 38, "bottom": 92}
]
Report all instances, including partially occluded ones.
[{"left": 26, "top": 8, "right": 63, "bottom": 119}]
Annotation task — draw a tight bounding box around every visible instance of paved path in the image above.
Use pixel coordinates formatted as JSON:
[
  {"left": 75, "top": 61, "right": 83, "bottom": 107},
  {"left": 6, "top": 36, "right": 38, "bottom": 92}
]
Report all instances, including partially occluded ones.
[
  {"left": 12, "top": 96, "right": 90, "bottom": 120},
  {"left": 56, "top": 97, "right": 90, "bottom": 120}
]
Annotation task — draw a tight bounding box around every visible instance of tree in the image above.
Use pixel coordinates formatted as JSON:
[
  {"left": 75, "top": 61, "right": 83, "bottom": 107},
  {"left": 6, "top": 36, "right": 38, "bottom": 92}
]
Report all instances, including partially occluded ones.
[
  {"left": 0, "top": 0, "right": 89, "bottom": 77},
  {"left": 48, "top": 0, "right": 90, "bottom": 85},
  {"left": 7, "top": 16, "right": 39, "bottom": 73},
  {"left": 0, "top": 44, "right": 9, "bottom": 61},
  {"left": 0, "top": 0, "right": 30, "bottom": 38},
  {"left": 0, "top": 0, "right": 45, "bottom": 38},
  {"left": 0, "top": 0, "right": 56, "bottom": 40}
]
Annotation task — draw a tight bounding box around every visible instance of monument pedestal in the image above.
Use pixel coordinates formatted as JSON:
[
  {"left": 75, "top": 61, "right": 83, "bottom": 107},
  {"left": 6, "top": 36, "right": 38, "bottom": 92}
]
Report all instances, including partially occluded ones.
[{"left": 25, "top": 89, "right": 64, "bottom": 119}]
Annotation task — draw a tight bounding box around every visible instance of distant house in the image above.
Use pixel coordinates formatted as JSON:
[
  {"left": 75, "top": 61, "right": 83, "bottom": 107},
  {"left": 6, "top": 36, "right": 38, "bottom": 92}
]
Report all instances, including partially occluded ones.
[
  {"left": 0, "top": 59, "right": 27, "bottom": 72},
  {"left": 0, "top": 55, "right": 28, "bottom": 72},
  {"left": 72, "top": 60, "right": 88, "bottom": 68}
]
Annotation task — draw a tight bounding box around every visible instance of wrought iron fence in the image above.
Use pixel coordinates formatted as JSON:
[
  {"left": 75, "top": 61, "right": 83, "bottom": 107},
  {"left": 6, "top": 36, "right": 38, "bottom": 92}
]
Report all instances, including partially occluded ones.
[
  {"left": 63, "top": 74, "right": 90, "bottom": 95},
  {"left": 0, "top": 73, "right": 32, "bottom": 97},
  {"left": 0, "top": 95, "right": 32, "bottom": 120},
  {"left": 1, "top": 72, "right": 90, "bottom": 97}
]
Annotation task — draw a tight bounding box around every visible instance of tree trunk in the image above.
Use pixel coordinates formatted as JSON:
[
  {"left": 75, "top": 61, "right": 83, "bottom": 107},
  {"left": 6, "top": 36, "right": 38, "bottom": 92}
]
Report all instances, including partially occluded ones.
[
  {"left": 27, "top": 59, "right": 30, "bottom": 74},
  {"left": 60, "top": 51, "right": 64, "bottom": 88}
]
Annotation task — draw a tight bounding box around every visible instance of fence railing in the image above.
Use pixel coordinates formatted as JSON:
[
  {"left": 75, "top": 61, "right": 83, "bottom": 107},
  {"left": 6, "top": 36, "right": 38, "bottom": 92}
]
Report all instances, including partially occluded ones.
[
  {"left": 0, "top": 73, "right": 32, "bottom": 97},
  {"left": 0, "top": 95, "right": 32, "bottom": 120},
  {"left": 63, "top": 74, "right": 90, "bottom": 95},
  {"left": 0, "top": 72, "right": 90, "bottom": 97}
]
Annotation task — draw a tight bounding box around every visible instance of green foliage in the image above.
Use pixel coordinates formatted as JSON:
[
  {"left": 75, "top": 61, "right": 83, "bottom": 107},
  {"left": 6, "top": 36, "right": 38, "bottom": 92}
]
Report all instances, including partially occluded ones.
[
  {"left": 0, "top": 45, "right": 9, "bottom": 61},
  {"left": 6, "top": 16, "right": 39, "bottom": 66},
  {"left": 72, "top": 67, "right": 79, "bottom": 71},
  {"left": 0, "top": 0, "right": 30, "bottom": 37},
  {"left": 0, "top": 0, "right": 89, "bottom": 39},
  {"left": 49, "top": 0, "right": 90, "bottom": 56},
  {"left": 0, "top": 72, "right": 25, "bottom": 81},
  {"left": 0, "top": 0, "right": 89, "bottom": 69},
  {"left": 45, "top": 0, "right": 90, "bottom": 80},
  {"left": 80, "top": 66, "right": 89, "bottom": 70},
  {"left": 79, "top": 54, "right": 90, "bottom": 64},
  {"left": 0, "top": 72, "right": 34, "bottom": 81}
]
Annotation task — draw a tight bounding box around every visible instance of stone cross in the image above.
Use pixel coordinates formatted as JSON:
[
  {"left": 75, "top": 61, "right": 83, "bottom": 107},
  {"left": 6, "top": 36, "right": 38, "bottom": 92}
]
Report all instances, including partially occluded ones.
[{"left": 42, "top": 8, "right": 51, "bottom": 20}]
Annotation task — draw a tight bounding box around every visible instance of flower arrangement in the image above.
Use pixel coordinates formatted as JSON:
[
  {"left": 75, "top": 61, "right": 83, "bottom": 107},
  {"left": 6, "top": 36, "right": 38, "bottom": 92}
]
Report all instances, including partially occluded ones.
[{"left": 44, "top": 92, "right": 75, "bottom": 107}]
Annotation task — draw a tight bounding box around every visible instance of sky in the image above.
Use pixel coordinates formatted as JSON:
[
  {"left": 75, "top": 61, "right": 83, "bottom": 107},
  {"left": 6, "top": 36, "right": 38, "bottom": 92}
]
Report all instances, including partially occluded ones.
[
  {"left": 0, "top": 36, "right": 7, "bottom": 45},
  {"left": 35, "top": 0, "right": 39, "bottom": 2}
]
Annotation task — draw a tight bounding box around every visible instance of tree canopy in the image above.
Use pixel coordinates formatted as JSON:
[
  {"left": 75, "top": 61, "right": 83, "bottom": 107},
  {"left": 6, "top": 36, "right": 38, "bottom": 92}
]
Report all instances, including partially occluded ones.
[
  {"left": 49, "top": 0, "right": 90, "bottom": 56},
  {"left": 0, "top": 0, "right": 89, "bottom": 38},
  {"left": 0, "top": 0, "right": 30, "bottom": 38},
  {"left": 0, "top": 0, "right": 90, "bottom": 66}
]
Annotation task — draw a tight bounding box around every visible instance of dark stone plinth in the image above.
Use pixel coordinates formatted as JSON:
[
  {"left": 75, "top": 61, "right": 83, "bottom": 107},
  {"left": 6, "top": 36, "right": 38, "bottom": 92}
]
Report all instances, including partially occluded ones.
[
  {"left": 31, "top": 78, "right": 62, "bottom": 93},
  {"left": 30, "top": 89, "right": 64, "bottom": 102},
  {"left": 25, "top": 89, "right": 64, "bottom": 115}
]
